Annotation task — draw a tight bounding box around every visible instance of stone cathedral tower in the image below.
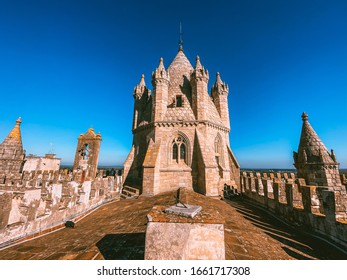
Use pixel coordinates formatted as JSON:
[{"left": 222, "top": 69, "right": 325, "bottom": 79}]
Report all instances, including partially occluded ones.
[
  {"left": 123, "top": 45, "right": 240, "bottom": 196},
  {"left": 73, "top": 128, "right": 102, "bottom": 181}
]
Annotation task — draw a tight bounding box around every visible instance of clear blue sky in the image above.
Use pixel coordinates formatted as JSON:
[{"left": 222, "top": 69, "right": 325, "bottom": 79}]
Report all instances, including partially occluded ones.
[{"left": 0, "top": 0, "right": 346, "bottom": 168}]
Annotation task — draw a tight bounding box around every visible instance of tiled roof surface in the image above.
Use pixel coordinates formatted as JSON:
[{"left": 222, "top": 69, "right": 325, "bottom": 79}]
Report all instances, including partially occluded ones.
[{"left": 0, "top": 189, "right": 345, "bottom": 260}]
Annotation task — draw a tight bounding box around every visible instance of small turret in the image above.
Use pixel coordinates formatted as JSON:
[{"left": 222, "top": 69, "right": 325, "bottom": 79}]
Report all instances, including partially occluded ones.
[
  {"left": 191, "top": 56, "right": 209, "bottom": 82},
  {"left": 2, "top": 117, "right": 23, "bottom": 146},
  {"left": 133, "top": 74, "right": 147, "bottom": 99},
  {"left": 152, "top": 58, "right": 170, "bottom": 122},
  {"left": 0, "top": 118, "right": 26, "bottom": 176},
  {"left": 190, "top": 56, "right": 209, "bottom": 120},
  {"left": 293, "top": 112, "right": 342, "bottom": 188},
  {"left": 211, "top": 72, "right": 230, "bottom": 129},
  {"left": 132, "top": 74, "right": 151, "bottom": 130}
]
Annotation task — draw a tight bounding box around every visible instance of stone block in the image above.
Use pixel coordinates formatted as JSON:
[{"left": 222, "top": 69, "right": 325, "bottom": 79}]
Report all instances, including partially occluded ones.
[{"left": 145, "top": 205, "right": 225, "bottom": 260}]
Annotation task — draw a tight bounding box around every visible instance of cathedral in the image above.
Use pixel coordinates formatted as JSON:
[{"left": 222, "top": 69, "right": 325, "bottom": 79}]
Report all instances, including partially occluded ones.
[{"left": 123, "top": 44, "right": 240, "bottom": 196}]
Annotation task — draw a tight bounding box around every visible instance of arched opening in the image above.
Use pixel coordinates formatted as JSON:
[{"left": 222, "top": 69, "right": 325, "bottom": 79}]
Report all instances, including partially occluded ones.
[
  {"left": 79, "top": 143, "right": 89, "bottom": 160},
  {"left": 171, "top": 135, "right": 187, "bottom": 164}
]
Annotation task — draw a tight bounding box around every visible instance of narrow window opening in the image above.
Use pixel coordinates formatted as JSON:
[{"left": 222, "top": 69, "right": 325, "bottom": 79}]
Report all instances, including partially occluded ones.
[
  {"left": 173, "top": 143, "right": 178, "bottom": 161},
  {"left": 176, "top": 96, "right": 182, "bottom": 107},
  {"left": 180, "top": 144, "right": 186, "bottom": 162}
]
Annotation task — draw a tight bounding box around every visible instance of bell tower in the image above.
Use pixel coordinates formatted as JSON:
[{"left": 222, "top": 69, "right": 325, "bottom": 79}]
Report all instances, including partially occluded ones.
[{"left": 73, "top": 128, "right": 102, "bottom": 180}]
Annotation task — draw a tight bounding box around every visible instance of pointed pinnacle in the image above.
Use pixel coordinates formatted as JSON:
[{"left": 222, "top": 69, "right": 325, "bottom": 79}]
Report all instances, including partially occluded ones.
[
  {"left": 216, "top": 72, "right": 222, "bottom": 84},
  {"left": 195, "top": 55, "right": 202, "bottom": 69},
  {"left": 158, "top": 57, "right": 165, "bottom": 69},
  {"left": 139, "top": 74, "right": 146, "bottom": 86}
]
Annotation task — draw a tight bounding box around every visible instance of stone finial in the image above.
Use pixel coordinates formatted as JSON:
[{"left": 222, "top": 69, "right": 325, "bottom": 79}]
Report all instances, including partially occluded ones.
[
  {"left": 301, "top": 112, "right": 308, "bottom": 121},
  {"left": 158, "top": 57, "right": 164, "bottom": 69},
  {"left": 16, "top": 117, "right": 22, "bottom": 125},
  {"left": 216, "top": 72, "right": 222, "bottom": 84}
]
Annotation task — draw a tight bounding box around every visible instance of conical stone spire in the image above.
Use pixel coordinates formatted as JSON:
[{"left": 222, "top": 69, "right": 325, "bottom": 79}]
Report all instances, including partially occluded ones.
[
  {"left": 0, "top": 118, "right": 26, "bottom": 176},
  {"left": 293, "top": 112, "right": 341, "bottom": 188},
  {"left": 296, "top": 112, "right": 335, "bottom": 165},
  {"left": 1, "top": 118, "right": 23, "bottom": 147}
]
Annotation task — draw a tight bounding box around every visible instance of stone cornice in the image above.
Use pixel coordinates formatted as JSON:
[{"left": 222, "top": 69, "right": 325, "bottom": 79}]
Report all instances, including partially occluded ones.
[{"left": 133, "top": 120, "right": 230, "bottom": 134}]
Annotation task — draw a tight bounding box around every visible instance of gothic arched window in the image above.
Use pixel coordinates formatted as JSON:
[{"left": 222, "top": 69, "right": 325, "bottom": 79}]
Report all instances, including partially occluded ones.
[{"left": 172, "top": 136, "right": 187, "bottom": 164}]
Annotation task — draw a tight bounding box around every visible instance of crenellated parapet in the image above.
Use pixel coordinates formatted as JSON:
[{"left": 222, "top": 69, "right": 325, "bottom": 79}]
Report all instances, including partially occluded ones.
[
  {"left": 0, "top": 169, "right": 74, "bottom": 192},
  {"left": 239, "top": 171, "right": 347, "bottom": 249},
  {"left": 0, "top": 172, "right": 123, "bottom": 247}
]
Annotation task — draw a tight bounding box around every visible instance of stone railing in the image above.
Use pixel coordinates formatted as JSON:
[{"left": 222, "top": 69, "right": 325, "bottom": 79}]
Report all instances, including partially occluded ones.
[{"left": 240, "top": 172, "right": 347, "bottom": 251}]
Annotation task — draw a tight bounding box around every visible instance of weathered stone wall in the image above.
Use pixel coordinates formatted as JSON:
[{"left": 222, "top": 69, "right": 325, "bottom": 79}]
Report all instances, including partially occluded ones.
[
  {"left": 0, "top": 170, "right": 122, "bottom": 246},
  {"left": 125, "top": 122, "right": 239, "bottom": 197},
  {"left": 145, "top": 222, "right": 225, "bottom": 260},
  {"left": 23, "top": 154, "right": 60, "bottom": 172},
  {"left": 240, "top": 171, "right": 347, "bottom": 250}
]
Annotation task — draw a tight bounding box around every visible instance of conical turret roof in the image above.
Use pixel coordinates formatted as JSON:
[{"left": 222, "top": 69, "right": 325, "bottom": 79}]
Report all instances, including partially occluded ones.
[
  {"left": 167, "top": 49, "right": 193, "bottom": 91},
  {"left": 1, "top": 118, "right": 23, "bottom": 147},
  {"left": 297, "top": 112, "right": 335, "bottom": 164},
  {"left": 163, "top": 49, "right": 196, "bottom": 122}
]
